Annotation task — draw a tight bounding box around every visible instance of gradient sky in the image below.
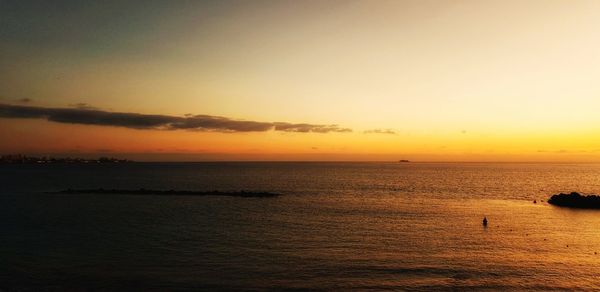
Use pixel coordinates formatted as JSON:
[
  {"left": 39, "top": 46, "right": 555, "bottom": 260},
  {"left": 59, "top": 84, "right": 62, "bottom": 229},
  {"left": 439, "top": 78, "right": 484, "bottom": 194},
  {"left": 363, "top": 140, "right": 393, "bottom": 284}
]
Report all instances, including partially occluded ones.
[{"left": 2, "top": 0, "right": 600, "bottom": 161}]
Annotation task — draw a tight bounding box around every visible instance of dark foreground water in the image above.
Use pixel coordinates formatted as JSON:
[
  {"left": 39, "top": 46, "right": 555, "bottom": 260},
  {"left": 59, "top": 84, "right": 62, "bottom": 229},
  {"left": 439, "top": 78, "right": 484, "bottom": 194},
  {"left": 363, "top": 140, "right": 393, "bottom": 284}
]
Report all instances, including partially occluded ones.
[{"left": 2, "top": 162, "right": 600, "bottom": 290}]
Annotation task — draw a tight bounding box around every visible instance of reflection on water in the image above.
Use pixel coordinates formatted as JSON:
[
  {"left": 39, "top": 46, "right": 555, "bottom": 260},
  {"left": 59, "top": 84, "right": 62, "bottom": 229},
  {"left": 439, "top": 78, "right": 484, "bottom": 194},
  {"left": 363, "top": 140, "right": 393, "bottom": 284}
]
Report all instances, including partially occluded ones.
[{"left": 2, "top": 163, "right": 600, "bottom": 290}]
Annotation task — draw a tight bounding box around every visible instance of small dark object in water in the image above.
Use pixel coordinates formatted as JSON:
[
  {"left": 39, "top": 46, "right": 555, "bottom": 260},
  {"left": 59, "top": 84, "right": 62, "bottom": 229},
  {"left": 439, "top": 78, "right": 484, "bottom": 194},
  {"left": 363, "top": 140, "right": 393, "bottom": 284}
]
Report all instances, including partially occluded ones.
[
  {"left": 482, "top": 217, "right": 488, "bottom": 227},
  {"left": 548, "top": 192, "right": 600, "bottom": 209},
  {"left": 533, "top": 200, "right": 537, "bottom": 204},
  {"left": 49, "top": 188, "right": 281, "bottom": 198}
]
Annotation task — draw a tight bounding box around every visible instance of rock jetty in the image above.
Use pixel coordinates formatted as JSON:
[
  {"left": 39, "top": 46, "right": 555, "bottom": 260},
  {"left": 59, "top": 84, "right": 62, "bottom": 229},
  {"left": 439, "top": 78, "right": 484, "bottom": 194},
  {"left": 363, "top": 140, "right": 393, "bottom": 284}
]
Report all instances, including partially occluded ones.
[{"left": 51, "top": 188, "right": 281, "bottom": 198}]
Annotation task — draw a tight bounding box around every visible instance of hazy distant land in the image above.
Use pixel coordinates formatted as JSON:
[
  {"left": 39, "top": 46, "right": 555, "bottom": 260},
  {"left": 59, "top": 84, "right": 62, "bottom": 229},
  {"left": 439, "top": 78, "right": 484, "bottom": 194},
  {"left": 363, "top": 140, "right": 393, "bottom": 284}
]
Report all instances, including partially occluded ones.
[{"left": 0, "top": 154, "right": 132, "bottom": 164}]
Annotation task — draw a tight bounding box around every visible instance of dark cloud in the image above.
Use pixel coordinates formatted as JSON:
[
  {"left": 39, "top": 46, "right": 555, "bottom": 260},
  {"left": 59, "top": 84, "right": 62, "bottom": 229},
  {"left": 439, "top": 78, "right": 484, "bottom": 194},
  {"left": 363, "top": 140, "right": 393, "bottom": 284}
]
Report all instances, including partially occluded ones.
[
  {"left": 17, "top": 98, "right": 32, "bottom": 103},
  {"left": 0, "top": 103, "right": 352, "bottom": 133},
  {"left": 69, "top": 103, "right": 98, "bottom": 110},
  {"left": 168, "top": 114, "right": 273, "bottom": 132},
  {"left": 363, "top": 128, "right": 396, "bottom": 135},
  {"left": 274, "top": 122, "right": 352, "bottom": 133}
]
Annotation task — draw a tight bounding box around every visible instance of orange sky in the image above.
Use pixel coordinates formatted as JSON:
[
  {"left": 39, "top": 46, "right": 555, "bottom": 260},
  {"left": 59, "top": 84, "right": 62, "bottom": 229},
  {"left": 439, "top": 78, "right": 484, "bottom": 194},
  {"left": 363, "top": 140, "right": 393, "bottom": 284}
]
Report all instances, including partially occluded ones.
[{"left": 2, "top": 0, "right": 600, "bottom": 161}]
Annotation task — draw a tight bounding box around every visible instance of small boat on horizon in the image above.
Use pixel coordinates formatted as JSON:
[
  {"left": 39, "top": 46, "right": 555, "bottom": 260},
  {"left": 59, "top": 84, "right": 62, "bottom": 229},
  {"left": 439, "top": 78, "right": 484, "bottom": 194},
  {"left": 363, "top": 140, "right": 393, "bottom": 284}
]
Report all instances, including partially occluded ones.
[{"left": 398, "top": 160, "right": 410, "bottom": 163}]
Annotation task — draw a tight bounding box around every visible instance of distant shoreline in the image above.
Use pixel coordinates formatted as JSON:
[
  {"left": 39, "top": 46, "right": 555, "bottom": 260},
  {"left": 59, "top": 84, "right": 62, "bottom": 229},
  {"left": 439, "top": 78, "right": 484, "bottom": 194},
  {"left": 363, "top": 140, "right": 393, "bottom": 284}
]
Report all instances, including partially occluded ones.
[
  {"left": 4, "top": 154, "right": 600, "bottom": 164},
  {"left": 0, "top": 154, "right": 133, "bottom": 164}
]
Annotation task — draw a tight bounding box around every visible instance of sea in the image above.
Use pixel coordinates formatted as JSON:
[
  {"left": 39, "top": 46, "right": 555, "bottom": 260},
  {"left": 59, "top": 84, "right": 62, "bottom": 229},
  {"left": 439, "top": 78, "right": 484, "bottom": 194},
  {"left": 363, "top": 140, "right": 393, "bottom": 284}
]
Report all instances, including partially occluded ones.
[{"left": 2, "top": 162, "right": 600, "bottom": 291}]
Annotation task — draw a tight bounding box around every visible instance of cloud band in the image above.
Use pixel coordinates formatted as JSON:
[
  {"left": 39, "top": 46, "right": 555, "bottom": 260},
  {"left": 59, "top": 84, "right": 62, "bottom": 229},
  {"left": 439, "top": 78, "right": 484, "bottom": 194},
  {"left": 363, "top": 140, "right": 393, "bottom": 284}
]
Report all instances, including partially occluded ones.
[{"left": 0, "top": 103, "right": 352, "bottom": 133}]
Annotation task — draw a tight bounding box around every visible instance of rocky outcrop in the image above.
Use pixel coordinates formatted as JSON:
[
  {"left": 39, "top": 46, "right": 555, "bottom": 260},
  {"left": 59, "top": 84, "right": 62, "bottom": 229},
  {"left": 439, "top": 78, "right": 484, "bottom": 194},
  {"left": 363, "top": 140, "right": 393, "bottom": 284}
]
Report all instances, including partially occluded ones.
[{"left": 548, "top": 192, "right": 600, "bottom": 209}]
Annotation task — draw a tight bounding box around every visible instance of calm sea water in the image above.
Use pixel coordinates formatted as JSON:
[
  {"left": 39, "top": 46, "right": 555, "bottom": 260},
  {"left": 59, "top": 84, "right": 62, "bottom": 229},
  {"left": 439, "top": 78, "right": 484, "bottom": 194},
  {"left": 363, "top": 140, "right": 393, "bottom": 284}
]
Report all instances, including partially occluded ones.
[{"left": 2, "top": 162, "right": 600, "bottom": 290}]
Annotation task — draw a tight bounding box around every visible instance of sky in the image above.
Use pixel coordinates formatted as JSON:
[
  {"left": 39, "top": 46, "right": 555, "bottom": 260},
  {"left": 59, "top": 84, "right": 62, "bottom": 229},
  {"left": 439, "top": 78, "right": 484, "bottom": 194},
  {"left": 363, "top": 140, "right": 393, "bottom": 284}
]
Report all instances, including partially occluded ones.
[{"left": 2, "top": 0, "right": 600, "bottom": 161}]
